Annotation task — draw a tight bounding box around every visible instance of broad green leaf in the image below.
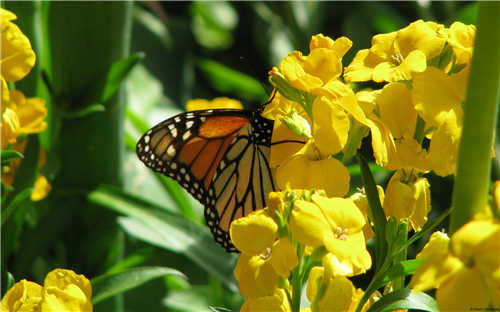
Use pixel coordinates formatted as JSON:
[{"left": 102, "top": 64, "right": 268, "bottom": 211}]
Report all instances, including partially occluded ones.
[
  {"left": 197, "top": 59, "right": 268, "bottom": 103},
  {"left": 101, "top": 53, "right": 145, "bottom": 103},
  {"left": 190, "top": 2, "right": 237, "bottom": 50},
  {"left": 366, "top": 288, "right": 439, "bottom": 312},
  {"left": 1, "top": 150, "right": 24, "bottom": 165},
  {"left": 92, "top": 266, "right": 184, "bottom": 304},
  {"left": 105, "top": 247, "right": 155, "bottom": 274},
  {"left": 163, "top": 287, "right": 212, "bottom": 312},
  {"left": 64, "top": 102, "right": 106, "bottom": 119},
  {"left": 1, "top": 188, "right": 33, "bottom": 227},
  {"left": 88, "top": 185, "right": 238, "bottom": 291},
  {"left": 375, "top": 259, "right": 424, "bottom": 289}
]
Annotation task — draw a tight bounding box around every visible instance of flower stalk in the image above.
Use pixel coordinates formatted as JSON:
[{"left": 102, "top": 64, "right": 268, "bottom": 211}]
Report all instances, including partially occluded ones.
[{"left": 450, "top": 2, "right": 500, "bottom": 233}]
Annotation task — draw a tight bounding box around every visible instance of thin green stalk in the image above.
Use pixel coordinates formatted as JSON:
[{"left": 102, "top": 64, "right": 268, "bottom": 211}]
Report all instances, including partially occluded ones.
[
  {"left": 450, "top": 2, "right": 500, "bottom": 233},
  {"left": 392, "top": 222, "right": 407, "bottom": 290},
  {"left": 291, "top": 243, "right": 305, "bottom": 312}
]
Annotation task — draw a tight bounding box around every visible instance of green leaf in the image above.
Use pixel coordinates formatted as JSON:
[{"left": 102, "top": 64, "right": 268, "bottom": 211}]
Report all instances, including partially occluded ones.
[
  {"left": 88, "top": 185, "right": 238, "bottom": 291},
  {"left": 190, "top": 2, "right": 237, "bottom": 50},
  {"left": 197, "top": 59, "right": 268, "bottom": 103},
  {"left": 64, "top": 102, "right": 106, "bottom": 119},
  {"left": 357, "top": 153, "right": 388, "bottom": 271},
  {"left": 366, "top": 288, "right": 439, "bottom": 312},
  {"left": 1, "top": 188, "right": 33, "bottom": 227},
  {"left": 91, "top": 266, "right": 184, "bottom": 304},
  {"left": 105, "top": 247, "right": 155, "bottom": 274},
  {"left": 376, "top": 259, "right": 424, "bottom": 289},
  {"left": 163, "top": 286, "right": 212, "bottom": 312},
  {"left": 1, "top": 150, "right": 24, "bottom": 165},
  {"left": 101, "top": 53, "right": 144, "bottom": 103}
]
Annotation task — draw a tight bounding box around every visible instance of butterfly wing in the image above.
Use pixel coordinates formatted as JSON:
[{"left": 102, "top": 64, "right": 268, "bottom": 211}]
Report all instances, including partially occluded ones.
[{"left": 136, "top": 109, "right": 276, "bottom": 252}]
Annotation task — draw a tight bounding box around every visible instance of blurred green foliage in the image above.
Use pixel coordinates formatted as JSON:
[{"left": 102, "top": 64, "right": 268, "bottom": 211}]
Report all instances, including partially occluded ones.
[{"left": 1, "top": 1, "right": 481, "bottom": 311}]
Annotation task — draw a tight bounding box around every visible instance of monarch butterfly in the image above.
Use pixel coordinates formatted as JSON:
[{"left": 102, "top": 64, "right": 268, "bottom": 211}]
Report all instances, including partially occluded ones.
[{"left": 136, "top": 104, "right": 278, "bottom": 252}]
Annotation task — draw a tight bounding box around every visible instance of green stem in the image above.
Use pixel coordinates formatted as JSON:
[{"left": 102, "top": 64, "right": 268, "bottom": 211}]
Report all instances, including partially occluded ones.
[
  {"left": 392, "top": 222, "right": 407, "bottom": 290},
  {"left": 450, "top": 2, "right": 500, "bottom": 233},
  {"left": 290, "top": 243, "right": 305, "bottom": 312}
]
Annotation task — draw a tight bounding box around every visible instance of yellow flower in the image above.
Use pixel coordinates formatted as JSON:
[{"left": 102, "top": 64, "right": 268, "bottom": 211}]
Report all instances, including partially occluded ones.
[
  {"left": 230, "top": 209, "right": 278, "bottom": 255},
  {"left": 0, "top": 8, "right": 36, "bottom": 82},
  {"left": 383, "top": 169, "right": 431, "bottom": 231},
  {"left": 412, "top": 66, "right": 468, "bottom": 176},
  {"left": 185, "top": 97, "right": 243, "bottom": 111},
  {"left": 1, "top": 269, "right": 93, "bottom": 312},
  {"left": 350, "top": 186, "right": 385, "bottom": 241},
  {"left": 345, "top": 20, "right": 446, "bottom": 83},
  {"left": 306, "top": 266, "right": 377, "bottom": 312},
  {"left": 269, "top": 237, "right": 298, "bottom": 278},
  {"left": 275, "top": 141, "right": 350, "bottom": 197},
  {"left": 290, "top": 193, "right": 372, "bottom": 275},
  {"left": 411, "top": 219, "right": 500, "bottom": 311},
  {"left": 2, "top": 140, "right": 51, "bottom": 201},
  {"left": 447, "top": 22, "right": 476, "bottom": 66},
  {"left": 1, "top": 106, "right": 20, "bottom": 149},
  {"left": 357, "top": 87, "right": 429, "bottom": 172},
  {"left": 31, "top": 174, "right": 52, "bottom": 201},
  {"left": 240, "top": 288, "right": 291, "bottom": 312},
  {"left": 262, "top": 91, "right": 308, "bottom": 168},
  {"left": 1, "top": 279, "right": 43, "bottom": 312},
  {"left": 234, "top": 253, "right": 279, "bottom": 299}
]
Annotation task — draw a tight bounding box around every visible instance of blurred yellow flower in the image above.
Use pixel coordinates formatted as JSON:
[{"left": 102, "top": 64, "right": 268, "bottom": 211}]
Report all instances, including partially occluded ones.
[
  {"left": 1, "top": 269, "right": 92, "bottom": 312},
  {"left": 185, "top": 97, "right": 243, "bottom": 111},
  {"left": 0, "top": 8, "right": 36, "bottom": 82},
  {"left": 411, "top": 219, "right": 500, "bottom": 311}
]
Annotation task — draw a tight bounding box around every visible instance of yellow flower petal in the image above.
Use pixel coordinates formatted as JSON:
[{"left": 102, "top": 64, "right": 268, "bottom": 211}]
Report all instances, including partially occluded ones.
[
  {"left": 317, "top": 276, "right": 355, "bottom": 312},
  {"left": 276, "top": 142, "right": 350, "bottom": 197},
  {"left": 269, "top": 237, "right": 298, "bottom": 278},
  {"left": 241, "top": 288, "right": 291, "bottom": 312},
  {"left": 411, "top": 231, "right": 462, "bottom": 292},
  {"left": 309, "top": 34, "right": 352, "bottom": 59},
  {"left": 234, "top": 254, "right": 278, "bottom": 298},
  {"left": 230, "top": 209, "right": 278, "bottom": 255},
  {"left": 344, "top": 49, "right": 384, "bottom": 82},
  {"left": 1, "top": 13, "right": 36, "bottom": 82},
  {"left": 185, "top": 97, "right": 243, "bottom": 111},
  {"left": 312, "top": 195, "right": 366, "bottom": 234},
  {"left": 447, "top": 22, "right": 476, "bottom": 65},
  {"left": 41, "top": 269, "right": 92, "bottom": 312},
  {"left": 312, "top": 96, "right": 349, "bottom": 156},
  {"left": 412, "top": 67, "right": 466, "bottom": 129},
  {"left": 31, "top": 174, "right": 51, "bottom": 201},
  {"left": 377, "top": 82, "right": 416, "bottom": 139},
  {"left": 383, "top": 170, "right": 430, "bottom": 231},
  {"left": 428, "top": 110, "right": 461, "bottom": 176},
  {"left": 436, "top": 266, "right": 491, "bottom": 312},
  {"left": 1, "top": 106, "right": 20, "bottom": 149},
  {"left": 10, "top": 91, "right": 48, "bottom": 134},
  {"left": 322, "top": 232, "right": 372, "bottom": 276},
  {"left": 0, "top": 279, "right": 43, "bottom": 312},
  {"left": 290, "top": 200, "right": 328, "bottom": 247}
]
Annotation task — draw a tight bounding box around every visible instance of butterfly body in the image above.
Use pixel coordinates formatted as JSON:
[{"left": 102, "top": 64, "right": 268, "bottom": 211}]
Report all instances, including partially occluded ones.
[{"left": 137, "top": 109, "right": 276, "bottom": 252}]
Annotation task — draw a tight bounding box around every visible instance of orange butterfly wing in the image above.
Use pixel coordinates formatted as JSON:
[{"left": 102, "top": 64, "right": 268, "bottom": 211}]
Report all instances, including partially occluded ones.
[{"left": 137, "top": 109, "right": 276, "bottom": 251}]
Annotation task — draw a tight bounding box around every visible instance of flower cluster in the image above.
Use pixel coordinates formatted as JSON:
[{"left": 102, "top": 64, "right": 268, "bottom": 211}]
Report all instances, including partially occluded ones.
[
  {"left": 0, "top": 269, "right": 93, "bottom": 312},
  {"left": 229, "top": 19, "right": 496, "bottom": 312},
  {"left": 1, "top": 8, "right": 50, "bottom": 200},
  {"left": 231, "top": 190, "right": 374, "bottom": 311}
]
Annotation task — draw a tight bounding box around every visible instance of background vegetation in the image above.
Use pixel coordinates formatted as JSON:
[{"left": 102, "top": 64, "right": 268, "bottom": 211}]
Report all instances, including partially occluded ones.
[{"left": 2, "top": 1, "right": 488, "bottom": 311}]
